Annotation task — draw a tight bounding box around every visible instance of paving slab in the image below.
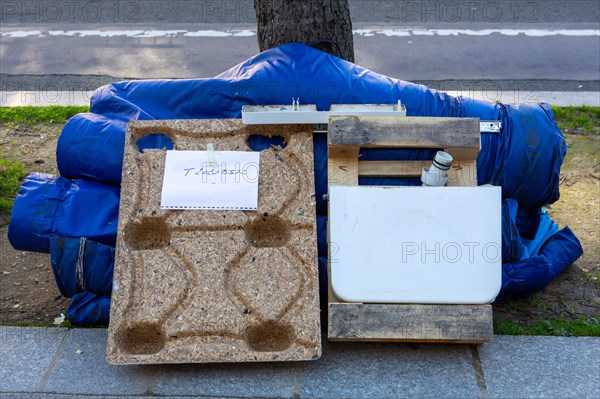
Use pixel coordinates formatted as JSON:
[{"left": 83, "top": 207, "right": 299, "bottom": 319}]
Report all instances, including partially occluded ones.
[
  {"left": 42, "top": 328, "right": 159, "bottom": 396},
  {"left": 3, "top": 328, "right": 600, "bottom": 399},
  {"left": 153, "top": 362, "right": 299, "bottom": 398},
  {"left": 1, "top": 395, "right": 241, "bottom": 399},
  {"left": 300, "top": 340, "right": 481, "bottom": 399},
  {"left": 479, "top": 335, "right": 600, "bottom": 399},
  {"left": 0, "top": 326, "right": 68, "bottom": 392}
]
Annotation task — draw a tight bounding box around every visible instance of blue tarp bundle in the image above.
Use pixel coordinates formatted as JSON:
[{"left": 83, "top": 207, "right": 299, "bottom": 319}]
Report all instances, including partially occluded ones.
[
  {"left": 9, "top": 43, "right": 582, "bottom": 324},
  {"left": 49, "top": 237, "right": 115, "bottom": 297},
  {"left": 66, "top": 292, "right": 111, "bottom": 325},
  {"left": 56, "top": 46, "right": 564, "bottom": 210},
  {"left": 8, "top": 174, "right": 119, "bottom": 253},
  {"left": 7, "top": 174, "right": 118, "bottom": 324}
]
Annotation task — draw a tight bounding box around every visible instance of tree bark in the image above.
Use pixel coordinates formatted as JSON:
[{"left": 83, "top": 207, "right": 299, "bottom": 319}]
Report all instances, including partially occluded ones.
[{"left": 253, "top": 0, "right": 355, "bottom": 63}]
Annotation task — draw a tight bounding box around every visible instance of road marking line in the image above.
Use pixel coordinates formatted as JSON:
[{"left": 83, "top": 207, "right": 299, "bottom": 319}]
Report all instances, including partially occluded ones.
[
  {"left": 354, "top": 29, "right": 600, "bottom": 37},
  {"left": 1, "top": 29, "right": 599, "bottom": 38}
]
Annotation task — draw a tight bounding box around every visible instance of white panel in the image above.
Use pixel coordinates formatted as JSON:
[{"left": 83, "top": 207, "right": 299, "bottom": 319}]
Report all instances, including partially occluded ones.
[
  {"left": 241, "top": 104, "right": 407, "bottom": 124},
  {"left": 329, "top": 186, "right": 502, "bottom": 304}
]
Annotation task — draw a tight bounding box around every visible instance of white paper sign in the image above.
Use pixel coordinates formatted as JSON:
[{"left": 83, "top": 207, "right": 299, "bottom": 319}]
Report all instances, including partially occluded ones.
[{"left": 160, "top": 150, "right": 260, "bottom": 210}]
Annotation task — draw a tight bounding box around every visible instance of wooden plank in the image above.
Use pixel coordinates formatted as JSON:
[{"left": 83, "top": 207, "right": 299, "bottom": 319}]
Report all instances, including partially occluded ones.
[
  {"left": 447, "top": 160, "right": 478, "bottom": 186},
  {"left": 328, "top": 303, "right": 493, "bottom": 343},
  {"left": 326, "top": 221, "right": 340, "bottom": 304},
  {"left": 357, "top": 160, "right": 477, "bottom": 186},
  {"left": 358, "top": 160, "right": 429, "bottom": 177},
  {"left": 328, "top": 146, "right": 360, "bottom": 186},
  {"left": 328, "top": 116, "right": 480, "bottom": 153},
  {"left": 445, "top": 147, "right": 480, "bottom": 161}
]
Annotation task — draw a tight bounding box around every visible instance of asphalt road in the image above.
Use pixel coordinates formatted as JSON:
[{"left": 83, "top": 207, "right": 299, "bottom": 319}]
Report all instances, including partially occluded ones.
[
  {"left": 1, "top": 0, "right": 598, "bottom": 24},
  {"left": 0, "top": 1, "right": 599, "bottom": 92}
]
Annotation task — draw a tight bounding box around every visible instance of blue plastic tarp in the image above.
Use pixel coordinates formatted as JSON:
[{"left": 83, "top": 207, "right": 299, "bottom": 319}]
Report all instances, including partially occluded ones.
[
  {"left": 8, "top": 173, "right": 120, "bottom": 253},
  {"left": 66, "top": 292, "right": 110, "bottom": 325},
  {"left": 50, "top": 237, "right": 115, "bottom": 297},
  {"left": 9, "top": 43, "right": 582, "bottom": 323},
  {"left": 497, "top": 227, "right": 582, "bottom": 302},
  {"left": 57, "top": 43, "right": 566, "bottom": 210}
]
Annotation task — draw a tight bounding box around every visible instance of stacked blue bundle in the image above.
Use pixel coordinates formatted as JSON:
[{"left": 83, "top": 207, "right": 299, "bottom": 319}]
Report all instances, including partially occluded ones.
[
  {"left": 8, "top": 43, "right": 582, "bottom": 324},
  {"left": 8, "top": 174, "right": 118, "bottom": 324}
]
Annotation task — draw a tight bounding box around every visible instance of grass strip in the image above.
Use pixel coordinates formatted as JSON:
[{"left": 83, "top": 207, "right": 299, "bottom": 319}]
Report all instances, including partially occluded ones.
[{"left": 0, "top": 105, "right": 89, "bottom": 125}]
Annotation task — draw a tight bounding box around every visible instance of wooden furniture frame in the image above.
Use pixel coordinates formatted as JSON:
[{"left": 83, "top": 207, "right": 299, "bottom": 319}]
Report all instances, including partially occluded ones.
[{"left": 327, "top": 115, "right": 494, "bottom": 343}]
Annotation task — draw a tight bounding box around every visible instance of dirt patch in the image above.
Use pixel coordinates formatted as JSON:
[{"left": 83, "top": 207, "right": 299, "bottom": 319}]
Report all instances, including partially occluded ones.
[
  {"left": 0, "top": 122, "right": 66, "bottom": 324},
  {"left": 0, "top": 225, "right": 68, "bottom": 324},
  {"left": 494, "top": 132, "right": 600, "bottom": 325},
  {"left": 0, "top": 121, "right": 598, "bottom": 327},
  {"left": 0, "top": 122, "right": 61, "bottom": 176}
]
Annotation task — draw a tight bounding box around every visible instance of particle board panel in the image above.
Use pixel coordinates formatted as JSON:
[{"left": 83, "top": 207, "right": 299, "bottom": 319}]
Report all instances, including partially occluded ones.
[{"left": 106, "top": 119, "right": 321, "bottom": 364}]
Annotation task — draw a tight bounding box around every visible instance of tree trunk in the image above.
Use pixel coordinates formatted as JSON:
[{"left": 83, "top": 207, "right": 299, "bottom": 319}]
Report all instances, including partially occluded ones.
[{"left": 254, "top": 0, "right": 355, "bottom": 63}]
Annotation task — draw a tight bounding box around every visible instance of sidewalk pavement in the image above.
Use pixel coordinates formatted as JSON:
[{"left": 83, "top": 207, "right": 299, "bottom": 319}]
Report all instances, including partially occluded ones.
[{"left": 0, "top": 326, "right": 598, "bottom": 399}]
